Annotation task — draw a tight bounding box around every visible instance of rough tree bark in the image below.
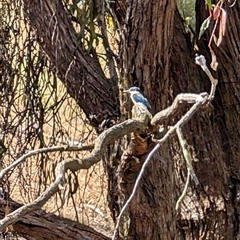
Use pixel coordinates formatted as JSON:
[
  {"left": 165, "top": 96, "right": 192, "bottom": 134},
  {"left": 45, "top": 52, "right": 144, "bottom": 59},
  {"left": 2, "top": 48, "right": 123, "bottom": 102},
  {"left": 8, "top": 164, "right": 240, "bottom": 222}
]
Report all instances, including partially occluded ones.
[
  {"left": 108, "top": 0, "right": 179, "bottom": 239},
  {"left": 7, "top": 0, "right": 240, "bottom": 239},
  {"left": 108, "top": 0, "right": 240, "bottom": 239},
  {"left": 0, "top": 198, "right": 110, "bottom": 240},
  {"left": 22, "top": 0, "right": 120, "bottom": 128}
]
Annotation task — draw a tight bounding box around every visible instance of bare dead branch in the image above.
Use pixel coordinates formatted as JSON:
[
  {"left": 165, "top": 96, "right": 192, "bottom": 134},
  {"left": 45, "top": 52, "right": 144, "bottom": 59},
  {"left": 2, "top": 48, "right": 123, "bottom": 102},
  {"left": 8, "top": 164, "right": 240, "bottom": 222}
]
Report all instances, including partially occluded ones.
[
  {"left": 195, "top": 54, "right": 218, "bottom": 100},
  {"left": 151, "top": 93, "right": 208, "bottom": 126},
  {"left": 0, "top": 145, "right": 94, "bottom": 182},
  {"left": 0, "top": 172, "right": 61, "bottom": 231},
  {"left": 0, "top": 119, "right": 147, "bottom": 232},
  {"left": 176, "top": 127, "right": 199, "bottom": 185},
  {"left": 175, "top": 170, "right": 190, "bottom": 211},
  {"left": 175, "top": 127, "right": 198, "bottom": 211},
  {"left": 152, "top": 55, "right": 217, "bottom": 127},
  {"left": 112, "top": 54, "right": 219, "bottom": 239},
  {"left": 112, "top": 142, "right": 160, "bottom": 240},
  {"left": 112, "top": 94, "right": 208, "bottom": 240}
]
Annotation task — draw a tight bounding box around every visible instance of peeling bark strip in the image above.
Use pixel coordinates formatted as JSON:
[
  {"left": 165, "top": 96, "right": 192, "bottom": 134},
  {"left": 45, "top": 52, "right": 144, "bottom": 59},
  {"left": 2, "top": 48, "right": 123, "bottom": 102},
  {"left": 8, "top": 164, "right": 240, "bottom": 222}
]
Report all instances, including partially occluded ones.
[{"left": 22, "top": 0, "right": 120, "bottom": 127}]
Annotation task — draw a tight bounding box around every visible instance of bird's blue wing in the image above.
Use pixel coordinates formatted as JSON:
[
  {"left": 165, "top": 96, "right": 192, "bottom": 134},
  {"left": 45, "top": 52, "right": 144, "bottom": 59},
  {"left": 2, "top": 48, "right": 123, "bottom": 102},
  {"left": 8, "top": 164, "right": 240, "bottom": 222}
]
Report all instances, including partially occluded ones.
[
  {"left": 132, "top": 93, "right": 151, "bottom": 109},
  {"left": 142, "top": 98, "right": 151, "bottom": 109}
]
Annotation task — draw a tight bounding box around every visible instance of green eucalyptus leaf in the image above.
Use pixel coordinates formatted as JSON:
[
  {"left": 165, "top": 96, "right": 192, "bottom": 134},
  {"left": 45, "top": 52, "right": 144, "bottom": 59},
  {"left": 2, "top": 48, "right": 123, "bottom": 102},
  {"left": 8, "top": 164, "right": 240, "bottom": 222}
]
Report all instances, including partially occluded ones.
[{"left": 199, "top": 17, "right": 211, "bottom": 39}]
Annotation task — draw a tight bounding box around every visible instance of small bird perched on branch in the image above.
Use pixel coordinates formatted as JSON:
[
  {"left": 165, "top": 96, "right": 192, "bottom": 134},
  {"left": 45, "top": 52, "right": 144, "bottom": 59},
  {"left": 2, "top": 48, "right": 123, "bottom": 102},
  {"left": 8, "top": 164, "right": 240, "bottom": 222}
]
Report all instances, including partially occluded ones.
[{"left": 123, "top": 87, "right": 151, "bottom": 110}]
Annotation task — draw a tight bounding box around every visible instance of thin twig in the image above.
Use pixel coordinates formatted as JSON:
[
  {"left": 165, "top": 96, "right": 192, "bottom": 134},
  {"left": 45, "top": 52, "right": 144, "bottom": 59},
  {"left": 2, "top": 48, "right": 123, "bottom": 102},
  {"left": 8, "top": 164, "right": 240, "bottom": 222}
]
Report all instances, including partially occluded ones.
[
  {"left": 175, "top": 170, "right": 190, "bottom": 210},
  {"left": 176, "top": 127, "right": 199, "bottom": 185},
  {"left": 112, "top": 143, "right": 160, "bottom": 240},
  {"left": 0, "top": 145, "right": 93, "bottom": 182},
  {"left": 65, "top": 57, "right": 76, "bottom": 80},
  {"left": 195, "top": 54, "right": 218, "bottom": 100},
  {"left": 175, "top": 127, "right": 199, "bottom": 210}
]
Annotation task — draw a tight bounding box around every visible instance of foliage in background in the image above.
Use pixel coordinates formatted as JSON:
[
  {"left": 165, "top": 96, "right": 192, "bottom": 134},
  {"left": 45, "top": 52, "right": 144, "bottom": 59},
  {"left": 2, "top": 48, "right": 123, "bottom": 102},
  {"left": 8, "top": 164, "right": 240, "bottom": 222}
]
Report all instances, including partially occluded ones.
[
  {"left": 177, "top": 0, "right": 196, "bottom": 34},
  {"left": 63, "top": 0, "right": 118, "bottom": 78}
]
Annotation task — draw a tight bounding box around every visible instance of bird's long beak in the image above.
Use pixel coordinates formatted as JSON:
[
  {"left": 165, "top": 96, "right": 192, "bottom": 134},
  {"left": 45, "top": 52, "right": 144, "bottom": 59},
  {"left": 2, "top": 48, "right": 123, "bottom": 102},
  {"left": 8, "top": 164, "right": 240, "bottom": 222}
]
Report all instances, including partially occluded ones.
[{"left": 123, "top": 89, "right": 129, "bottom": 93}]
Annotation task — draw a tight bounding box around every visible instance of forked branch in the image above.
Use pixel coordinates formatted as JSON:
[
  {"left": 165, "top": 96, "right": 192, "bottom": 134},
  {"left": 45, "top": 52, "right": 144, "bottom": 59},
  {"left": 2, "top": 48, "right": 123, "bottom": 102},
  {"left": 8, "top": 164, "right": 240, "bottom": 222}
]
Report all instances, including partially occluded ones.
[
  {"left": 112, "top": 55, "right": 218, "bottom": 239},
  {"left": 1, "top": 55, "right": 217, "bottom": 238},
  {"left": 0, "top": 119, "right": 148, "bottom": 232}
]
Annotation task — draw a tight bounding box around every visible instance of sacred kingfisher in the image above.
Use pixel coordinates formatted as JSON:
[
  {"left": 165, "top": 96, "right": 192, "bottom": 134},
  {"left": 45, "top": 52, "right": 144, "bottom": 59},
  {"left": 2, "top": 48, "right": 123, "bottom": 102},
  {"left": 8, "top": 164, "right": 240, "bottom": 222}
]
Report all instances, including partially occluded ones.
[{"left": 123, "top": 87, "right": 151, "bottom": 110}]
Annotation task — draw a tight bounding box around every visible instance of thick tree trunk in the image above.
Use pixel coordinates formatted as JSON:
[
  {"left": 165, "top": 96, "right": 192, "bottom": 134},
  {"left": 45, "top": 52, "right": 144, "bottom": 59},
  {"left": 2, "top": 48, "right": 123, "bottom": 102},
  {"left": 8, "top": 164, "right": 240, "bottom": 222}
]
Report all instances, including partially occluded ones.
[
  {"left": 107, "top": 0, "right": 180, "bottom": 239},
  {"left": 109, "top": 0, "right": 240, "bottom": 239},
  {"left": 22, "top": 0, "right": 120, "bottom": 128}
]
